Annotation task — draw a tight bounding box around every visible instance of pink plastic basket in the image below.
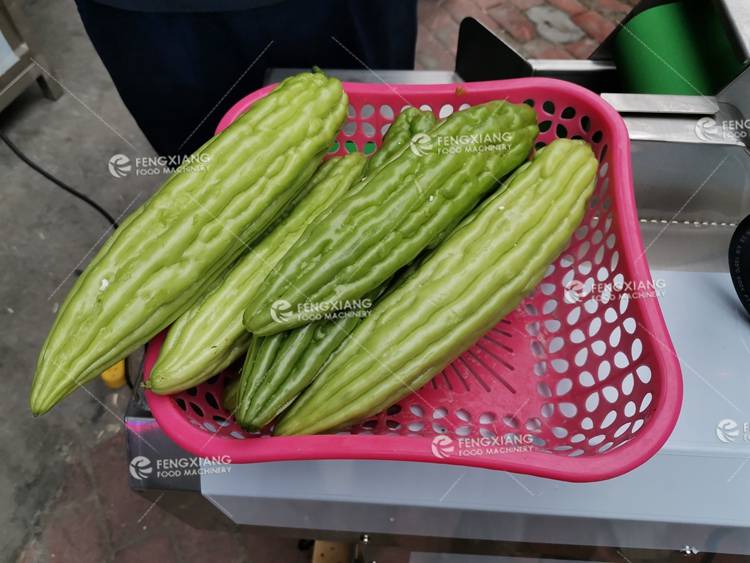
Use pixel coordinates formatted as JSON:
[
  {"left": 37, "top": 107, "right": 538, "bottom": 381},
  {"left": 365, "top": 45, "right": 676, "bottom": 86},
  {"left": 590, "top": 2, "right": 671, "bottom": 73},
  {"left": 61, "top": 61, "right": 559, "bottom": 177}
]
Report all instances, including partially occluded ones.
[{"left": 144, "top": 78, "right": 682, "bottom": 482}]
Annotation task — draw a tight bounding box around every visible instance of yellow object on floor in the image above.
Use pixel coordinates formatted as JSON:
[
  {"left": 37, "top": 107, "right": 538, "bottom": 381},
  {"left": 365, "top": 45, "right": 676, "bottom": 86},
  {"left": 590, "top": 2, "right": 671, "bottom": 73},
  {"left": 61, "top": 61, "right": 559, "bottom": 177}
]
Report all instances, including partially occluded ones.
[{"left": 100, "top": 360, "right": 126, "bottom": 389}]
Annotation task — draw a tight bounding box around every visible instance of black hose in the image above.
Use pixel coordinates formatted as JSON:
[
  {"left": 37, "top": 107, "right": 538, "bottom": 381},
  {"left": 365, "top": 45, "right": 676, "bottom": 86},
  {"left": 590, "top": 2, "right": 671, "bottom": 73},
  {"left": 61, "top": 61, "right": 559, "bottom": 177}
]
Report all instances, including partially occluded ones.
[{"left": 0, "top": 130, "right": 119, "bottom": 228}]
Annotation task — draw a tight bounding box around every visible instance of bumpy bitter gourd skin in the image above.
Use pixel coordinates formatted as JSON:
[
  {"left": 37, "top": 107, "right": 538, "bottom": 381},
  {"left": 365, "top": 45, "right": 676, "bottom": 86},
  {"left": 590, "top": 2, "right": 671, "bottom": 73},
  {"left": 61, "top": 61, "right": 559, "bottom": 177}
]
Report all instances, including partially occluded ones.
[
  {"left": 153, "top": 109, "right": 438, "bottom": 396},
  {"left": 30, "top": 71, "right": 347, "bottom": 415},
  {"left": 148, "top": 153, "right": 366, "bottom": 394},
  {"left": 236, "top": 313, "right": 362, "bottom": 429},
  {"left": 275, "top": 139, "right": 599, "bottom": 435},
  {"left": 234, "top": 109, "right": 442, "bottom": 428},
  {"left": 244, "top": 100, "right": 539, "bottom": 335},
  {"left": 362, "top": 108, "right": 436, "bottom": 176}
]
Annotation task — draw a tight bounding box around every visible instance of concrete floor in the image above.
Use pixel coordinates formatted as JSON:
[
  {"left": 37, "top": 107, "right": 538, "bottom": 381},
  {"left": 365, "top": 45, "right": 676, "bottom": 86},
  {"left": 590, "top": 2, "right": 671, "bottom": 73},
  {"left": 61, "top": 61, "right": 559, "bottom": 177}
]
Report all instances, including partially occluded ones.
[
  {"left": 1, "top": 0, "right": 154, "bottom": 560},
  {"left": 0, "top": 1, "right": 634, "bottom": 561}
]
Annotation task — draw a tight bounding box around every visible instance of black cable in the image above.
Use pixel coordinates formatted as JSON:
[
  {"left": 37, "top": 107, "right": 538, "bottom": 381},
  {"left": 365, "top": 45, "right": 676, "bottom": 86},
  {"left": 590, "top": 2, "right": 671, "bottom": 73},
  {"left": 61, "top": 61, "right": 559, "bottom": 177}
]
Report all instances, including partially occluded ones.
[
  {"left": 0, "top": 130, "right": 119, "bottom": 228},
  {"left": 1, "top": 129, "right": 133, "bottom": 390}
]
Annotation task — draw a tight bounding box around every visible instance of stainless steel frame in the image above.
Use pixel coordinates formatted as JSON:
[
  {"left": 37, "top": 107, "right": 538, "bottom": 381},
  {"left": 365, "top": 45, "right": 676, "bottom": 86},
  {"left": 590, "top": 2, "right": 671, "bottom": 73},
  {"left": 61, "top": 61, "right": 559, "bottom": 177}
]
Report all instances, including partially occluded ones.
[{"left": 0, "top": 0, "right": 61, "bottom": 112}]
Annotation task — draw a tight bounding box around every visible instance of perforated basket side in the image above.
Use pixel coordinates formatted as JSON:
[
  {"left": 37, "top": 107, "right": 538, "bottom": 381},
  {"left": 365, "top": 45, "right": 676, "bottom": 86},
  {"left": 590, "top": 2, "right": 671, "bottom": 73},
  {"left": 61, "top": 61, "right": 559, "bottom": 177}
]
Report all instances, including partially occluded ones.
[{"left": 146, "top": 78, "right": 682, "bottom": 482}]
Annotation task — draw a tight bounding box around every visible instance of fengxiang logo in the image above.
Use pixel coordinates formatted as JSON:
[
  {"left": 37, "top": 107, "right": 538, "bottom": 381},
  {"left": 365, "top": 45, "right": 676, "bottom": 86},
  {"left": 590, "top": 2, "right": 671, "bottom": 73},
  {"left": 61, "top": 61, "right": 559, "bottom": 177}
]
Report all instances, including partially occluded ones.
[
  {"left": 270, "top": 298, "right": 373, "bottom": 324},
  {"left": 430, "top": 435, "right": 455, "bottom": 459},
  {"left": 715, "top": 418, "right": 750, "bottom": 443},
  {"left": 108, "top": 154, "right": 132, "bottom": 178},
  {"left": 108, "top": 153, "right": 210, "bottom": 178},
  {"left": 129, "top": 455, "right": 152, "bottom": 480},
  {"left": 409, "top": 132, "right": 433, "bottom": 156},
  {"left": 695, "top": 117, "right": 750, "bottom": 142},
  {"left": 270, "top": 299, "right": 293, "bottom": 323},
  {"left": 409, "top": 132, "right": 514, "bottom": 157},
  {"left": 430, "top": 433, "right": 536, "bottom": 459},
  {"left": 564, "top": 278, "right": 666, "bottom": 304},
  {"left": 128, "top": 455, "right": 232, "bottom": 480}
]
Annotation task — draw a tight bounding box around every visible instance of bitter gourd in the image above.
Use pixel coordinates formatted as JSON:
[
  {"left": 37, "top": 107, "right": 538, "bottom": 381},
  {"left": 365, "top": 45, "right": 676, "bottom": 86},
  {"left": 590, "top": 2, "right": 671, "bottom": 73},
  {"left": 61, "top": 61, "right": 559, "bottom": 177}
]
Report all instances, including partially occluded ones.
[
  {"left": 236, "top": 313, "right": 363, "bottom": 429},
  {"left": 362, "top": 108, "right": 436, "bottom": 176},
  {"left": 243, "top": 100, "right": 539, "bottom": 335},
  {"left": 235, "top": 279, "right": 397, "bottom": 429},
  {"left": 148, "top": 153, "right": 366, "bottom": 394},
  {"left": 275, "top": 139, "right": 599, "bottom": 435},
  {"left": 233, "top": 109, "right": 442, "bottom": 428},
  {"left": 30, "top": 71, "right": 347, "bottom": 415},
  {"left": 153, "top": 107, "right": 437, "bottom": 395},
  {"left": 223, "top": 377, "right": 240, "bottom": 412}
]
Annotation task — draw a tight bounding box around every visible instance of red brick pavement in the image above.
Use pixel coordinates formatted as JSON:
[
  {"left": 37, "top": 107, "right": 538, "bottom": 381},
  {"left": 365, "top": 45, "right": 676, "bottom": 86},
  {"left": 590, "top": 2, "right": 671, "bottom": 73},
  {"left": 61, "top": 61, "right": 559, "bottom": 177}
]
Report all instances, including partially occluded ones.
[{"left": 416, "top": 0, "right": 639, "bottom": 69}]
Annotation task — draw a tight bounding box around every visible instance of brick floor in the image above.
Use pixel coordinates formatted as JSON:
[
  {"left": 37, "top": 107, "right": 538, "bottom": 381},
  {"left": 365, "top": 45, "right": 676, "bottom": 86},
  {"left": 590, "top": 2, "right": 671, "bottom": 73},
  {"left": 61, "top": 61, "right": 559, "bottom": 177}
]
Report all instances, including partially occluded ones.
[{"left": 416, "top": 0, "right": 640, "bottom": 70}]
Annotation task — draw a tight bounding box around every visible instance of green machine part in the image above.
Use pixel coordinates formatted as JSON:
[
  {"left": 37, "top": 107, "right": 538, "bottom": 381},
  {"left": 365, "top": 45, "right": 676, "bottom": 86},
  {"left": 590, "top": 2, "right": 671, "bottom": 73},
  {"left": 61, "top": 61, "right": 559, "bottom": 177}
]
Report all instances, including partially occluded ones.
[{"left": 613, "top": 0, "right": 746, "bottom": 95}]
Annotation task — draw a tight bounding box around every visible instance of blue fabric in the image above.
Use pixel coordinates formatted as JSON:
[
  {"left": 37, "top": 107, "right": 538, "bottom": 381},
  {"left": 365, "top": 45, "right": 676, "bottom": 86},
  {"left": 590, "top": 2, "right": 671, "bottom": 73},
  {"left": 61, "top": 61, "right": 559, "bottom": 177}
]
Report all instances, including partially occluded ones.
[{"left": 75, "top": 0, "right": 417, "bottom": 155}]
